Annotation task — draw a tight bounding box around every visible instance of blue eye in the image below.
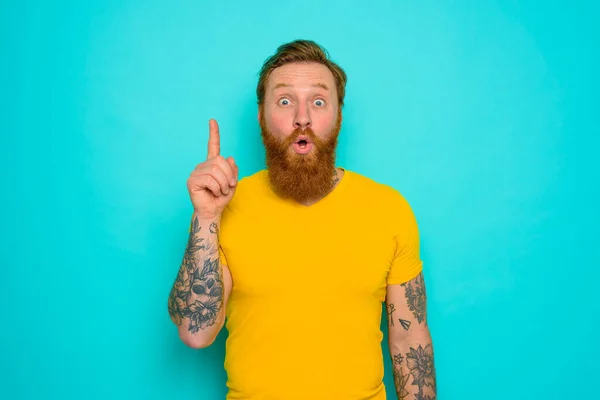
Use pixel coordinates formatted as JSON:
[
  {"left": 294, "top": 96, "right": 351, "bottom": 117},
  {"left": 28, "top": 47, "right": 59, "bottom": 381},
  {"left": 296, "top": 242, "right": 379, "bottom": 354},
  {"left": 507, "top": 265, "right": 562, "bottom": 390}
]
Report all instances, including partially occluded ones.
[
  {"left": 279, "top": 98, "right": 290, "bottom": 106},
  {"left": 314, "top": 99, "right": 326, "bottom": 107}
]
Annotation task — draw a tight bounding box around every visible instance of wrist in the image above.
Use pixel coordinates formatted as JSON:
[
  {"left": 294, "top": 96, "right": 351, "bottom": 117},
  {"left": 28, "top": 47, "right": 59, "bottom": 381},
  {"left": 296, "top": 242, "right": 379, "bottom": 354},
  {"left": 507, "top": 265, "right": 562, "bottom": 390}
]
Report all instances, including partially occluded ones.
[{"left": 192, "top": 210, "right": 221, "bottom": 225}]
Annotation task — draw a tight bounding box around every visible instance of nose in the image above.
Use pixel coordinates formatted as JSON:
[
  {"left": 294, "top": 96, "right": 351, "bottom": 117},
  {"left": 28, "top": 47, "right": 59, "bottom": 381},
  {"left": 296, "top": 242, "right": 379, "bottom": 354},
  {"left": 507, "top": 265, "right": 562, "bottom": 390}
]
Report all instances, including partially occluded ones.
[{"left": 294, "top": 104, "right": 311, "bottom": 129}]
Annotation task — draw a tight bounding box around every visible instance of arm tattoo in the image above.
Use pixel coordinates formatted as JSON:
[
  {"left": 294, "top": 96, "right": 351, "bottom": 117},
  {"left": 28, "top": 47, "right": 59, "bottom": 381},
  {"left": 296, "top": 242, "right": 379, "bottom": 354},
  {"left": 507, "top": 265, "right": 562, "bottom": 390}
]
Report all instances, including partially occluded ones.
[
  {"left": 392, "top": 352, "right": 411, "bottom": 399},
  {"left": 406, "top": 344, "right": 437, "bottom": 400},
  {"left": 390, "top": 275, "right": 436, "bottom": 398},
  {"left": 168, "top": 217, "right": 223, "bottom": 332},
  {"left": 388, "top": 304, "right": 396, "bottom": 327},
  {"left": 399, "top": 318, "right": 411, "bottom": 330},
  {"left": 392, "top": 344, "right": 437, "bottom": 400},
  {"left": 400, "top": 273, "right": 427, "bottom": 325},
  {"left": 388, "top": 303, "right": 412, "bottom": 331}
]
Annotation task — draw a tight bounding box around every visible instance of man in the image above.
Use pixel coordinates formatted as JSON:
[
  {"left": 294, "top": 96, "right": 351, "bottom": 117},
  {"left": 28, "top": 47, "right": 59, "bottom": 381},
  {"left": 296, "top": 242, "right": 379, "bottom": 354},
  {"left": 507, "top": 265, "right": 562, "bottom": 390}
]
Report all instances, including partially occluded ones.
[{"left": 168, "top": 39, "right": 437, "bottom": 400}]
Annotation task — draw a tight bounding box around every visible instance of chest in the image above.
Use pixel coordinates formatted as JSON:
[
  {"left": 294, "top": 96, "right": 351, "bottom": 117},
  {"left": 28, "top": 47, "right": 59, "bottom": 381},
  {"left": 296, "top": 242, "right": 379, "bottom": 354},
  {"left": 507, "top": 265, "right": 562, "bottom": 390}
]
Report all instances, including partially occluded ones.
[{"left": 220, "top": 208, "right": 395, "bottom": 301}]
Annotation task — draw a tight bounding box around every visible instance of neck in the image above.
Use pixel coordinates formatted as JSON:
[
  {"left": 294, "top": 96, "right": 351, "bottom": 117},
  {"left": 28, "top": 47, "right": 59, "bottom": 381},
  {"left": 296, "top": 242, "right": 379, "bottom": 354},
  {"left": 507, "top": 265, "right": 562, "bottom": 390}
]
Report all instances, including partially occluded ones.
[{"left": 299, "top": 167, "right": 344, "bottom": 206}]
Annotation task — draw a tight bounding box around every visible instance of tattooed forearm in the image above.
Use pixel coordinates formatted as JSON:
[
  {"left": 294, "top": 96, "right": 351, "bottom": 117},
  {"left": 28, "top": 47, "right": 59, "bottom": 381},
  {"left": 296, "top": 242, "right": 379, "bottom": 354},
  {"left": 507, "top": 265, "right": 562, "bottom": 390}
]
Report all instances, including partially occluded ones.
[
  {"left": 391, "top": 343, "right": 437, "bottom": 400},
  {"left": 168, "top": 217, "right": 223, "bottom": 334},
  {"left": 406, "top": 344, "right": 436, "bottom": 400},
  {"left": 400, "top": 273, "right": 427, "bottom": 325},
  {"left": 392, "top": 352, "right": 411, "bottom": 399}
]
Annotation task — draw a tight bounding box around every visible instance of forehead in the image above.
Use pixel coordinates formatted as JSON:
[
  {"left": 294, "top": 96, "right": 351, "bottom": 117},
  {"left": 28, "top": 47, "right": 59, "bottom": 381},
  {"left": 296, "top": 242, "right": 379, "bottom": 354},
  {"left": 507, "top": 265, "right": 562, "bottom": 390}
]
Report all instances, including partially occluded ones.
[{"left": 266, "top": 62, "right": 336, "bottom": 91}]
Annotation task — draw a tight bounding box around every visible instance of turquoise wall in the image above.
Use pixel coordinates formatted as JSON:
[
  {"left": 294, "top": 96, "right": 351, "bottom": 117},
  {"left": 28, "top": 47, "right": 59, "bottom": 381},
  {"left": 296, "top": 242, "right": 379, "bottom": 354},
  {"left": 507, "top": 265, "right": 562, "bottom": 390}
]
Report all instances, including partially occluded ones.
[{"left": 2, "top": 1, "right": 598, "bottom": 399}]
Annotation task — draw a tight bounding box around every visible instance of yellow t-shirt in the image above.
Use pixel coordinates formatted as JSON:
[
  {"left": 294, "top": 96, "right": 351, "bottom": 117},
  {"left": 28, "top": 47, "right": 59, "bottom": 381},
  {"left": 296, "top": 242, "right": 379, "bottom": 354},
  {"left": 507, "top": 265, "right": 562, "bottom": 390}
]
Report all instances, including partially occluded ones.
[{"left": 219, "top": 167, "right": 423, "bottom": 400}]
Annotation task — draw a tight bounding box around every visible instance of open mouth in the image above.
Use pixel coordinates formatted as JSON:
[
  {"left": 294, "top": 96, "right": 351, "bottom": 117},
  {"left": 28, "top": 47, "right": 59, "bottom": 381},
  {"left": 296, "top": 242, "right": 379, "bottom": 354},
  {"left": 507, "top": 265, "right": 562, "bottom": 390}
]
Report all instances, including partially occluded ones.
[
  {"left": 295, "top": 135, "right": 311, "bottom": 148},
  {"left": 292, "top": 136, "right": 313, "bottom": 154}
]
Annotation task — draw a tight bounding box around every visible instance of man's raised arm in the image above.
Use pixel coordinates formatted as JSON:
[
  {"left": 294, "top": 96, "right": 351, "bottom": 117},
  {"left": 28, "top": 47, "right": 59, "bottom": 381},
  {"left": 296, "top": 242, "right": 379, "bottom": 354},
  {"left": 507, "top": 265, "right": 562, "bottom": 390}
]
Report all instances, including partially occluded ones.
[{"left": 167, "top": 119, "right": 238, "bottom": 348}]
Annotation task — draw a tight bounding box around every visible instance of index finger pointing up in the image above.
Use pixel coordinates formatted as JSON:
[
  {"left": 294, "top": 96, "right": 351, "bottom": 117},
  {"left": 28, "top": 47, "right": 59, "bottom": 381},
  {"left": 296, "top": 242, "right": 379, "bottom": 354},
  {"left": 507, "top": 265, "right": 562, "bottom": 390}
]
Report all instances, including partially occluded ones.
[{"left": 207, "top": 119, "right": 220, "bottom": 159}]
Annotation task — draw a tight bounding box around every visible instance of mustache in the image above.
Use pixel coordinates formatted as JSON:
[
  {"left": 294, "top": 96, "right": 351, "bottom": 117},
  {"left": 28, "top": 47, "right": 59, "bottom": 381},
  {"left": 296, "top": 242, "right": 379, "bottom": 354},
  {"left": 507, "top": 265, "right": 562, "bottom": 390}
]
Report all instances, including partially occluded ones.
[{"left": 283, "top": 127, "right": 323, "bottom": 147}]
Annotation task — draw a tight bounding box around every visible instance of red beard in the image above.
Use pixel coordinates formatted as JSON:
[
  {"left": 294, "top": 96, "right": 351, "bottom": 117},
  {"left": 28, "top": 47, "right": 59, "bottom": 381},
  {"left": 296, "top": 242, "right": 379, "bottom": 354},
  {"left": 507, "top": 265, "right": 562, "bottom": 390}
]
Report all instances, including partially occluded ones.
[{"left": 260, "top": 109, "right": 342, "bottom": 204}]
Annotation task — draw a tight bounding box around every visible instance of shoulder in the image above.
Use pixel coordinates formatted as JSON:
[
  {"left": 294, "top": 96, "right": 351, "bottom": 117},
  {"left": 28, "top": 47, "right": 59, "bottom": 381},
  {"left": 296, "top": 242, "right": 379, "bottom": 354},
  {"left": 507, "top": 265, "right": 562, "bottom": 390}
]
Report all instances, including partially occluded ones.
[
  {"left": 346, "top": 169, "right": 414, "bottom": 212},
  {"left": 344, "top": 170, "right": 418, "bottom": 230}
]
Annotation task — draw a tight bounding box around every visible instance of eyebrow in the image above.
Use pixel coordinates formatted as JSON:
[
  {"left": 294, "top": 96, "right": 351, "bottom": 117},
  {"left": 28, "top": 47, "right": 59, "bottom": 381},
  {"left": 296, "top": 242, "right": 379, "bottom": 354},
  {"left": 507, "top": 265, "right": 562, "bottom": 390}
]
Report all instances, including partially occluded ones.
[{"left": 273, "top": 83, "right": 330, "bottom": 90}]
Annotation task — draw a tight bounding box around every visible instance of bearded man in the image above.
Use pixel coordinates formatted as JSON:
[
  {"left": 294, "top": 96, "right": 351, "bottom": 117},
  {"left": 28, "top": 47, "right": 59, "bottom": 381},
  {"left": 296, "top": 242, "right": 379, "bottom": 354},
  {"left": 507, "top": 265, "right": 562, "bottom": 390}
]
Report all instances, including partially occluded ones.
[{"left": 168, "top": 39, "right": 437, "bottom": 400}]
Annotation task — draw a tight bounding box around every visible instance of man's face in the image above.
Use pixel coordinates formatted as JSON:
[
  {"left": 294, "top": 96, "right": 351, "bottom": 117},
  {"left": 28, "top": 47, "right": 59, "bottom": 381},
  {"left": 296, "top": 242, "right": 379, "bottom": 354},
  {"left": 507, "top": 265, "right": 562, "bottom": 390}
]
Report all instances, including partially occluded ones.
[
  {"left": 260, "top": 62, "right": 340, "bottom": 151},
  {"left": 259, "top": 62, "right": 342, "bottom": 204}
]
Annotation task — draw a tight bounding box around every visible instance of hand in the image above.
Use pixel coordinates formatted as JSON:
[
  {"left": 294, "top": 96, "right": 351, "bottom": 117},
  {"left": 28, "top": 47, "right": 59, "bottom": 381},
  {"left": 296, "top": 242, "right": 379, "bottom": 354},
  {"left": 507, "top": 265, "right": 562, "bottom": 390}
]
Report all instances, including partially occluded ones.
[{"left": 186, "top": 119, "right": 238, "bottom": 220}]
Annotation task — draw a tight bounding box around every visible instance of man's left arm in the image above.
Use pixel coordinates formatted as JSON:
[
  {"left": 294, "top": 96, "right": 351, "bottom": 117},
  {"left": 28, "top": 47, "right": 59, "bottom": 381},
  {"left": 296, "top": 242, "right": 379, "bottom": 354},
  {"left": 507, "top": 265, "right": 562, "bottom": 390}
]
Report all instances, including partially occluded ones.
[{"left": 386, "top": 272, "right": 437, "bottom": 400}]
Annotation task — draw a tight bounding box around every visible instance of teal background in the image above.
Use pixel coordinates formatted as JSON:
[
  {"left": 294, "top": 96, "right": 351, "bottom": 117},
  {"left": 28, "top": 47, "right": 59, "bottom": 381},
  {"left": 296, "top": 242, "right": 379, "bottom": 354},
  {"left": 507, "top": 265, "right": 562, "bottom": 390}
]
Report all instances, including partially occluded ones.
[{"left": 1, "top": 0, "right": 598, "bottom": 399}]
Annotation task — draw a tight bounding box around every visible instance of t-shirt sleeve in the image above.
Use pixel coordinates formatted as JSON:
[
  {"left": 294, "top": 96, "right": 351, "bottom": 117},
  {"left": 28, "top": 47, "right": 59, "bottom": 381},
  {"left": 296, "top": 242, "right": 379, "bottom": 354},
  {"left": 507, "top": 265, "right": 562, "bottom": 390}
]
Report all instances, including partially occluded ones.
[{"left": 386, "top": 193, "right": 424, "bottom": 285}]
